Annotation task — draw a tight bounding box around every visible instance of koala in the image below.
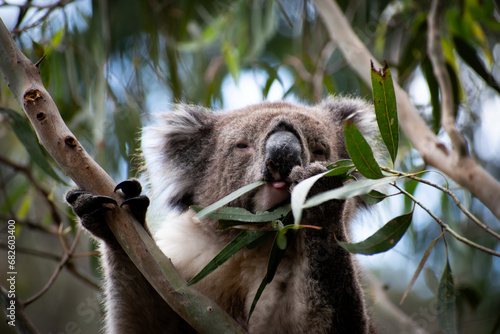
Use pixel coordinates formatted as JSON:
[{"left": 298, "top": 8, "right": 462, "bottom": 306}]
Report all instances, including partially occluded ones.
[{"left": 67, "top": 96, "right": 380, "bottom": 334}]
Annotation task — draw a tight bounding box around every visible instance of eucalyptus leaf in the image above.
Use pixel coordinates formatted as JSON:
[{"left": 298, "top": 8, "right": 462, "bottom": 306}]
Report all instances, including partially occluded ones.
[
  {"left": 421, "top": 58, "right": 441, "bottom": 133},
  {"left": 362, "top": 190, "right": 387, "bottom": 205},
  {"left": 371, "top": 61, "right": 399, "bottom": 164},
  {"left": 291, "top": 170, "right": 330, "bottom": 226},
  {"left": 325, "top": 159, "right": 355, "bottom": 176},
  {"left": 303, "top": 176, "right": 399, "bottom": 209},
  {"left": 192, "top": 204, "right": 290, "bottom": 223},
  {"left": 248, "top": 232, "right": 287, "bottom": 321},
  {"left": 438, "top": 259, "right": 457, "bottom": 334},
  {"left": 338, "top": 210, "right": 412, "bottom": 255},
  {"left": 344, "top": 120, "right": 384, "bottom": 179},
  {"left": 187, "top": 230, "right": 268, "bottom": 286},
  {"left": 195, "top": 181, "right": 266, "bottom": 220},
  {"left": 400, "top": 232, "right": 444, "bottom": 305},
  {"left": 217, "top": 220, "right": 282, "bottom": 231},
  {"left": 453, "top": 36, "right": 500, "bottom": 95}
]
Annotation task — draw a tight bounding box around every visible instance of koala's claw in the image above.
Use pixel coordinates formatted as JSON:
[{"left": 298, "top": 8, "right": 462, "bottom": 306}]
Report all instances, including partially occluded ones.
[
  {"left": 120, "top": 195, "right": 150, "bottom": 226},
  {"left": 114, "top": 179, "right": 142, "bottom": 198},
  {"left": 66, "top": 190, "right": 118, "bottom": 218},
  {"left": 67, "top": 179, "right": 150, "bottom": 241}
]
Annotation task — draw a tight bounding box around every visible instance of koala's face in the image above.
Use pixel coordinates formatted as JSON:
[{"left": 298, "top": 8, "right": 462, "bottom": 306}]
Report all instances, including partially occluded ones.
[
  {"left": 142, "top": 98, "right": 373, "bottom": 214},
  {"left": 201, "top": 103, "right": 340, "bottom": 212}
]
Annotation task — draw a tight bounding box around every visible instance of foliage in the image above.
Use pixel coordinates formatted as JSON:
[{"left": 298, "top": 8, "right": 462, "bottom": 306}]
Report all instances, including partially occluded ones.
[{"left": 1, "top": 0, "right": 500, "bottom": 333}]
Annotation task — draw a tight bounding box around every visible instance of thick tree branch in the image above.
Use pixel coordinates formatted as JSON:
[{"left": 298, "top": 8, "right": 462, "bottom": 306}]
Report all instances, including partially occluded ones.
[
  {"left": 0, "top": 18, "right": 245, "bottom": 333},
  {"left": 427, "top": 0, "right": 469, "bottom": 157},
  {"left": 312, "top": 0, "right": 500, "bottom": 221}
]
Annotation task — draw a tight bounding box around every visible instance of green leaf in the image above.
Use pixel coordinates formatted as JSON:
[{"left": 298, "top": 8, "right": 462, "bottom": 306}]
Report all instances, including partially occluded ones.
[
  {"left": 438, "top": 259, "right": 457, "bottom": 334},
  {"left": 371, "top": 61, "right": 399, "bottom": 164},
  {"left": 303, "top": 176, "right": 400, "bottom": 209},
  {"left": 338, "top": 210, "right": 413, "bottom": 255},
  {"left": 0, "top": 108, "right": 65, "bottom": 184},
  {"left": 362, "top": 190, "right": 387, "bottom": 205},
  {"left": 195, "top": 181, "right": 266, "bottom": 220},
  {"left": 187, "top": 230, "right": 268, "bottom": 286},
  {"left": 400, "top": 231, "right": 444, "bottom": 305},
  {"left": 17, "top": 195, "right": 31, "bottom": 220},
  {"left": 290, "top": 160, "right": 357, "bottom": 226},
  {"left": 344, "top": 120, "right": 384, "bottom": 179},
  {"left": 216, "top": 220, "right": 282, "bottom": 231},
  {"left": 291, "top": 170, "right": 331, "bottom": 226},
  {"left": 421, "top": 58, "right": 441, "bottom": 134},
  {"left": 326, "top": 159, "right": 356, "bottom": 176},
  {"left": 223, "top": 41, "right": 241, "bottom": 82},
  {"left": 248, "top": 232, "right": 287, "bottom": 320},
  {"left": 257, "top": 61, "right": 283, "bottom": 98},
  {"left": 192, "top": 204, "right": 290, "bottom": 223}
]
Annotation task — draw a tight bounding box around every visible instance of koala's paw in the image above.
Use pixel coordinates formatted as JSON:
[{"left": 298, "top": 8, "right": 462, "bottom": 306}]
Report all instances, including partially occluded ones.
[
  {"left": 289, "top": 162, "right": 342, "bottom": 195},
  {"left": 289, "top": 162, "right": 328, "bottom": 185},
  {"left": 66, "top": 179, "right": 150, "bottom": 242},
  {"left": 115, "top": 179, "right": 150, "bottom": 226}
]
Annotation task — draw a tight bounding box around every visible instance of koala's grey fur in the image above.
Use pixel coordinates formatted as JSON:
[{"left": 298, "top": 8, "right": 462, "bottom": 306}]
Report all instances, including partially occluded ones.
[{"left": 74, "top": 97, "right": 380, "bottom": 333}]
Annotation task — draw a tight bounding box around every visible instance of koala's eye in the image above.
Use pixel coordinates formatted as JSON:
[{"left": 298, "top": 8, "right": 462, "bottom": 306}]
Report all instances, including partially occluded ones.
[
  {"left": 236, "top": 142, "right": 249, "bottom": 150},
  {"left": 311, "top": 143, "right": 328, "bottom": 161},
  {"left": 313, "top": 149, "right": 325, "bottom": 157}
]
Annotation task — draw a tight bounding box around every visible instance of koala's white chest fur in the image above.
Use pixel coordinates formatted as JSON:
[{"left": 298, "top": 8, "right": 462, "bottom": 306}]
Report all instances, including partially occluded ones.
[{"left": 153, "top": 209, "right": 311, "bottom": 332}]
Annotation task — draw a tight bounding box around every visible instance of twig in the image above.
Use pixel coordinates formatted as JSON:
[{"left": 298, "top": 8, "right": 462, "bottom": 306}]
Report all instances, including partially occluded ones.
[
  {"left": 0, "top": 243, "right": 60, "bottom": 261},
  {"left": 393, "top": 184, "right": 500, "bottom": 257},
  {"left": 383, "top": 167, "right": 500, "bottom": 241},
  {"left": 427, "top": 0, "right": 469, "bottom": 157},
  {"left": 0, "top": 214, "right": 59, "bottom": 235},
  {"left": 312, "top": 41, "right": 335, "bottom": 102},
  {"left": 283, "top": 56, "right": 313, "bottom": 82},
  {"left": 2, "top": 0, "right": 77, "bottom": 35},
  {"left": 64, "top": 262, "right": 101, "bottom": 291},
  {"left": 0, "top": 243, "right": 101, "bottom": 291},
  {"left": 0, "top": 155, "right": 63, "bottom": 227},
  {"left": 23, "top": 226, "right": 83, "bottom": 306}
]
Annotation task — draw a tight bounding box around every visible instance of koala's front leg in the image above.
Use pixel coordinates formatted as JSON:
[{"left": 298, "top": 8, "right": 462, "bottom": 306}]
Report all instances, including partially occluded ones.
[
  {"left": 289, "top": 163, "right": 374, "bottom": 333},
  {"left": 67, "top": 180, "right": 192, "bottom": 333},
  {"left": 66, "top": 178, "right": 150, "bottom": 246}
]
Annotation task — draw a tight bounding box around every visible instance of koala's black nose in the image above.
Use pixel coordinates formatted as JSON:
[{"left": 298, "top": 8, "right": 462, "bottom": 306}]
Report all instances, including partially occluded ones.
[{"left": 264, "top": 131, "right": 302, "bottom": 181}]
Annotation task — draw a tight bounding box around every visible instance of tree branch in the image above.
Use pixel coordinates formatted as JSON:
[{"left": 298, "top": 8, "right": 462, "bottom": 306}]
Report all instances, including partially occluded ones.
[
  {"left": 382, "top": 167, "right": 500, "bottom": 241},
  {"left": 0, "top": 18, "right": 246, "bottom": 334},
  {"left": 427, "top": 0, "right": 469, "bottom": 157},
  {"left": 24, "top": 227, "right": 83, "bottom": 306},
  {"left": 312, "top": 0, "right": 500, "bottom": 220},
  {"left": 394, "top": 184, "right": 500, "bottom": 257}
]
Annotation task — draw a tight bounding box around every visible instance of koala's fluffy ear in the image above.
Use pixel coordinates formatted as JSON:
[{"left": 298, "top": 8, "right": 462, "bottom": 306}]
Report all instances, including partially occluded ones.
[
  {"left": 318, "top": 96, "right": 380, "bottom": 159},
  {"left": 142, "top": 105, "right": 215, "bottom": 211}
]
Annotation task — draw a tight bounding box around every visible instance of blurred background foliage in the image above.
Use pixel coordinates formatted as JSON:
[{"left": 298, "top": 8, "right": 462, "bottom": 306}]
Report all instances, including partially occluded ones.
[{"left": 0, "top": 0, "right": 499, "bottom": 333}]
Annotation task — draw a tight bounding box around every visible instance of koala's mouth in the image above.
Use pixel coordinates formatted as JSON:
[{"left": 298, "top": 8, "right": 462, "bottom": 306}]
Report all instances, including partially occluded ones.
[
  {"left": 270, "top": 180, "right": 288, "bottom": 190},
  {"left": 252, "top": 180, "right": 291, "bottom": 212}
]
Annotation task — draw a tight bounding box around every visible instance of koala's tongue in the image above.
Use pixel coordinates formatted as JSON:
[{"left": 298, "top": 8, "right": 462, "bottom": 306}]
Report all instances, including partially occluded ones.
[{"left": 271, "top": 181, "right": 287, "bottom": 189}]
